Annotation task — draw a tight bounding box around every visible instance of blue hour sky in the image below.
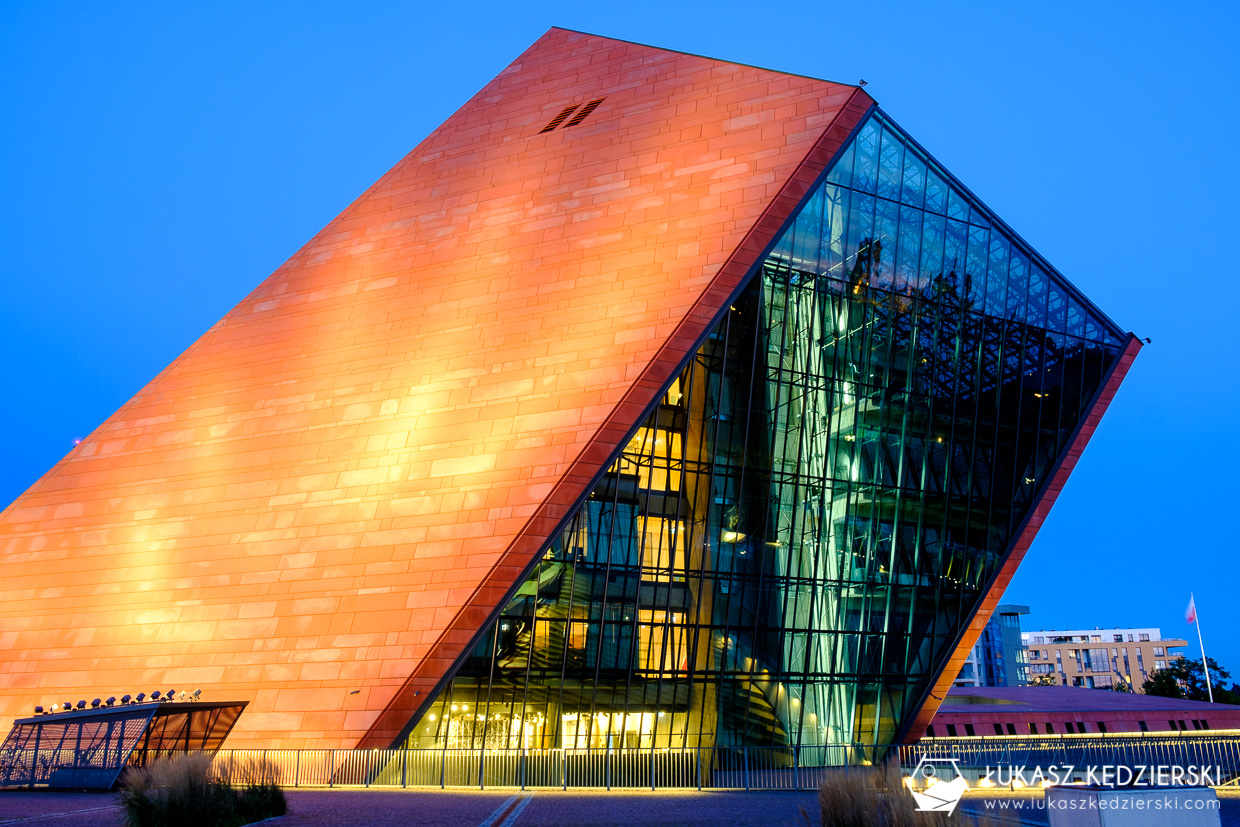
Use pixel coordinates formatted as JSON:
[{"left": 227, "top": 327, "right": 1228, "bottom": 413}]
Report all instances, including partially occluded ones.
[{"left": 2, "top": 2, "right": 1237, "bottom": 674}]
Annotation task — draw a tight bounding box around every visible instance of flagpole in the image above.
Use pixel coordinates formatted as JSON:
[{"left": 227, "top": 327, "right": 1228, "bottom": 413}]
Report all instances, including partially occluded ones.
[{"left": 1191, "top": 593, "right": 1214, "bottom": 704}]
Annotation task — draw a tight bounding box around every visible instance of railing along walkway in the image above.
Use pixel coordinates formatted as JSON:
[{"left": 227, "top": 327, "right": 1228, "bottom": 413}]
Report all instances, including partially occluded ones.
[{"left": 188, "top": 731, "right": 1240, "bottom": 791}]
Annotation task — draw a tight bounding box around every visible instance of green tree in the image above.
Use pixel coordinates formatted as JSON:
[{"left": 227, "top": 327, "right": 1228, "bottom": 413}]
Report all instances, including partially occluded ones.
[
  {"left": 1142, "top": 657, "right": 1240, "bottom": 704},
  {"left": 1029, "top": 674, "right": 1058, "bottom": 687},
  {"left": 1142, "top": 669, "right": 1183, "bottom": 699}
]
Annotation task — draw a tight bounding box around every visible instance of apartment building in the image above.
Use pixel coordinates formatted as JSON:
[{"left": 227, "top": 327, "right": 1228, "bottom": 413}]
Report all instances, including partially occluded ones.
[
  {"left": 1022, "top": 627, "right": 1187, "bottom": 690},
  {"left": 955, "top": 605, "right": 1030, "bottom": 688}
]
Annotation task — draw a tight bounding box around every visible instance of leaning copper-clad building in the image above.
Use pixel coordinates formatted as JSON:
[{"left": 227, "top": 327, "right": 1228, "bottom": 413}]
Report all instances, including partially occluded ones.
[{"left": 0, "top": 29, "right": 1139, "bottom": 755}]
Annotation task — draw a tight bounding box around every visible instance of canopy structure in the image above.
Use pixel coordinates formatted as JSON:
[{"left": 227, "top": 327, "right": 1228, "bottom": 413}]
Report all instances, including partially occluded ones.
[{"left": 0, "top": 700, "right": 246, "bottom": 789}]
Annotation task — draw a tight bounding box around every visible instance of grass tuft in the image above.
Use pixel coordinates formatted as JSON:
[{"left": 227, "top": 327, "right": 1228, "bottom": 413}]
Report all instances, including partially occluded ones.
[
  {"left": 121, "top": 753, "right": 286, "bottom": 827},
  {"left": 819, "top": 764, "right": 1019, "bottom": 826}
]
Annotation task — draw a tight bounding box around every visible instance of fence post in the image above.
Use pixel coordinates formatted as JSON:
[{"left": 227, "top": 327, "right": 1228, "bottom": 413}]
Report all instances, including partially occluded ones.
[
  {"left": 329, "top": 749, "right": 335, "bottom": 788},
  {"left": 563, "top": 748, "right": 567, "bottom": 791},
  {"left": 294, "top": 750, "right": 300, "bottom": 788},
  {"left": 478, "top": 744, "right": 486, "bottom": 790},
  {"left": 744, "top": 746, "right": 750, "bottom": 791},
  {"left": 697, "top": 745, "right": 702, "bottom": 791},
  {"left": 365, "top": 750, "right": 371, "bottom": 787},
  {"left": 793, "top": 745, "right": 799, "bottom": 791},
  {"left": 439, "top": 746, "right": 446, "bottom": 790},
  {"left": 651, "top": 746, "right": 656, "bottom": 791},
  {"left": 401, "top": 748, "right": 407, "bottom": 789},
  {"left": 606, "top": 746, "right": 611, "bottom": 791}
]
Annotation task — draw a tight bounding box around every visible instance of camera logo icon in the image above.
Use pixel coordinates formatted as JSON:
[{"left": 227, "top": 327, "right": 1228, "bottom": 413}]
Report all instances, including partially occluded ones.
[{"left": 906, "top": 756, "right": 968, "bottom": 814}]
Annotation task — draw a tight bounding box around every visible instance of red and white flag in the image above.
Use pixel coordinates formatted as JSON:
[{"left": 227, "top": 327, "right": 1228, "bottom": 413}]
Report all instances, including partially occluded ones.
[{"left": 1186, "top": 595, "right": 1197, "bottom": 625}]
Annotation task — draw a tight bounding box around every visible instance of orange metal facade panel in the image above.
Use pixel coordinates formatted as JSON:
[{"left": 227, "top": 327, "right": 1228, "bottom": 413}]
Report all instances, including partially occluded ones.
[{"left": 0, "top": 28, "right": 871, "bottom": 748}]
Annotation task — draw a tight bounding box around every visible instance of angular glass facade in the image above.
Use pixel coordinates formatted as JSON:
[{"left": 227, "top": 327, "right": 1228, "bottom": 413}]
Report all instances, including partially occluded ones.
[{"left": 402, "top": 112, "right": 1127, "bottom": 756}]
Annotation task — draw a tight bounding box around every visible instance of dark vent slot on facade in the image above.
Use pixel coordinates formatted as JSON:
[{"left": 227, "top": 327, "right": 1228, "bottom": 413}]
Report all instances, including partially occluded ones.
[
  {"left": 538, "top": 105, "right": 580, "bottom": 134},
  {"left": 564, "top": 97, "right": 605, "bottom": 127}
]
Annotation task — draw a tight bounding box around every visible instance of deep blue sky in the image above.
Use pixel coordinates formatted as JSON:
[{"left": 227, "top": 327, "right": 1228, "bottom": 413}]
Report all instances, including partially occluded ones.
[{"left": 3, "top": 2, "right": 1237, "bottom": 674}]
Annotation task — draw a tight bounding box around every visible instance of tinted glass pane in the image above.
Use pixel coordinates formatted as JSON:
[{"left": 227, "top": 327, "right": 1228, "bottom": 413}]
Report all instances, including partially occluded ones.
[
  {"left": 874, "top": 197, "right": 899, "bottom": 288},
  {"left": 826, "top": 139, "right": 854, "bottom": 188},
  {"left": 896, "top": 205, "right": 922, "bottom": 292},
  {"left": 925, "top": 170, "right": 949, "bottom": 215},
  {"left": 878, "top": 126, "right": 905, "bottom": 202},
  {"left": 947, "top": 187, "right": 969, "bottom": 221},
  {"left": 902, "top": 153, "right": 926, "bottom": 209},
  {"left": 853, "top": 119, "right": 880, "bottom": 194},
  {"left": 986, "top": 235, "right": 1010, "bottom": 317}
]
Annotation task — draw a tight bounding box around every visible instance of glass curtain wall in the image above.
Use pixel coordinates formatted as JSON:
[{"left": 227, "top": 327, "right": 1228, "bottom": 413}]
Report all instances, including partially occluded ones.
[{"left": 404, "top": 112, "right": 1126, "bottom": 758}]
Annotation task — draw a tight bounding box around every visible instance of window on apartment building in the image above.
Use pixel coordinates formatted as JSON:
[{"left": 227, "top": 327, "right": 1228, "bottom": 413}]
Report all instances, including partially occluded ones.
[
  {"left": 1156, "top": 660, "right": 1166, "bottom": 669},
  {"left": 964, "top": 724, "right": 976, "bottom": 737},
  {"left": 1114, "top": 635, "right": 1123, "bottom": 642},
  {"left": 1091, "top": 635, "right": 1102, "bottom": 642},
  {"left": 1153, "top": 647, "right": 1165, "bottom": 656},
  {"left": 1089, "top": 648, "right": 1109, "bottom": 671},
  {"left": 1033, "top": 636, "right": 1044, "bottom": 644},
  {"left": 1140, "top": 634, "right": 1150, "bottom": 641},
  {"left": 1073, "top": 676, "right": 1084, "bottom": 686},
  {"left": 1095, "top": 675, "right": 1112, "bottom": 688},
  {"left": 1128, "top": 634, "right": 1134, "bottom": 642}
]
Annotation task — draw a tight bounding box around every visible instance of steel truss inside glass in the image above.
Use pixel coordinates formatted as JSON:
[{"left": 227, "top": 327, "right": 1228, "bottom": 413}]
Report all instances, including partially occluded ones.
[{"left": 403, "top": 111, "right": 1127, "bottom": 757}]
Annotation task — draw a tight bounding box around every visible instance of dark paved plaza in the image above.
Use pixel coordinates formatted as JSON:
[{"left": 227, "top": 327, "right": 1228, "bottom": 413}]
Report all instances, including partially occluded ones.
[{"left": 2, "top": 788, "right": 1237, "bottom": 825}]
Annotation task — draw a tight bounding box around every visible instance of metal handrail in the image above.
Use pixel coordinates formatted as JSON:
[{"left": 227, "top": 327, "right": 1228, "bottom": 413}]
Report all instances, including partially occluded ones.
[{"left": 8, "top": 732, "right": 1240, "bottom": 790}]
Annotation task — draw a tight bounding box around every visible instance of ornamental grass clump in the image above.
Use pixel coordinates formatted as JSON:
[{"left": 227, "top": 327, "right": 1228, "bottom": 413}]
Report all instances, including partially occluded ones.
[
  {"left": 818, "top": 764, "right": 1017, "bottom": 827},
  {"left": 121, "top": 753, "right": 286, "bottom": 827}
]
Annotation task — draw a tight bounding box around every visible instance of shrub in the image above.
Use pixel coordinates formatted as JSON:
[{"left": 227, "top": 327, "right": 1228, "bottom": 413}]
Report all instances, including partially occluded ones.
[{"left": 121, "top": 753, "right": 286, "bottom": 827}]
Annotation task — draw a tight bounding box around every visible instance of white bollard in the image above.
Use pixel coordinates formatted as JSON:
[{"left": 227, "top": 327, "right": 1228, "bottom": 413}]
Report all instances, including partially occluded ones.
[{"left": 1046, "top": 785, "right": 1221, "bottom": 827}]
